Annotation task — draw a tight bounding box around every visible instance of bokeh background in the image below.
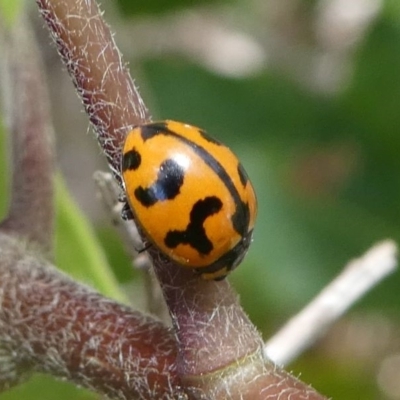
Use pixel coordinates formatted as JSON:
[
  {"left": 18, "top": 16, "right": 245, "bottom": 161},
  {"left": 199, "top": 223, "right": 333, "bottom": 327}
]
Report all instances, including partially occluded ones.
[{"left": 1, "top": 0, "right": 400, "bottom": 398}]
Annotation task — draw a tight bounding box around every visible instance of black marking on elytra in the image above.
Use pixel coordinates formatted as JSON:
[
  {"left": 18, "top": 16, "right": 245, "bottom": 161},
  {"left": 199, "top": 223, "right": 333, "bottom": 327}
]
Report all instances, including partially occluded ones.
[
  {"left": 237, "top": 162, "right": 249, "bottom": 187},
  {"left": 196, "top": 229, "right": 254, "bottom": 280},
  {"left": 199, "top": 129, "right": 222, "bottom": 145},
  {"left": 140, "top": 122, "right": 169, "bottom": 142},
  {"left": 164, "top": 196, "right": 223, "bottom": 255},
  {"left": 122, "top": 148, "right": 141, "bottom": 171},
  {"left": 134, "top": 159, "right": 185, "bottom": 207},
  {"left": 138, "top": 122, "right": 252, "bottom": 236},
  {"left": 231, "top": 201, "right": 250, "bottom": 237}
]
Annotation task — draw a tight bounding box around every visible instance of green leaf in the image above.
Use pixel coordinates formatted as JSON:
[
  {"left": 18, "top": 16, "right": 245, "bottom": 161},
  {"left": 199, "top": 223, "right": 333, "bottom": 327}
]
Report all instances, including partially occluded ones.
[
  {"left": 0, "top": 0, "right": 24, "bottom": 27},
  {"left": 0, "top": 374, "right": 98, "bottom": 400}
]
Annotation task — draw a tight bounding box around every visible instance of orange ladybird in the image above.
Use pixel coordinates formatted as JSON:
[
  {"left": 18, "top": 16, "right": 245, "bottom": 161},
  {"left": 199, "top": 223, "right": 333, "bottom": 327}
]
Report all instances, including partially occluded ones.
[{"left": 121, "top": 120, "right": 257, "bottom": 280}]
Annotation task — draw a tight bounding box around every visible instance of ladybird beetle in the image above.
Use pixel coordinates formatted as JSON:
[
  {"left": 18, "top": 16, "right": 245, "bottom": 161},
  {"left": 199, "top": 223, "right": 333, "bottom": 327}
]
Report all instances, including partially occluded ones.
[{"left": 121, "top": 120, "right": 257, "bottom": 280}]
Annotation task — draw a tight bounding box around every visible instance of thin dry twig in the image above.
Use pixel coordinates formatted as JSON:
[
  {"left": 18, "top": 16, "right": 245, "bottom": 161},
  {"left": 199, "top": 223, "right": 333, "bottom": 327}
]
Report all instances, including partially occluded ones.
[{"left": 265, "top": 240, "right": 398, "bottom": 366}]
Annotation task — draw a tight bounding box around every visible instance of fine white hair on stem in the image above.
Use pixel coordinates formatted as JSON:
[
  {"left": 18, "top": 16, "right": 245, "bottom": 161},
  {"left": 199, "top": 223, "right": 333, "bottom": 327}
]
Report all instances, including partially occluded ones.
[{"left": 265, "top": 239, "right": 398, "bottom": 367}]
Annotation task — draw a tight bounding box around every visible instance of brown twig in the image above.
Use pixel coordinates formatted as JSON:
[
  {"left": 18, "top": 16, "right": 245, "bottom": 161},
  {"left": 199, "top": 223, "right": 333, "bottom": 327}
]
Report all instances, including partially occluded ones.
[
  {"left": 0, "top": 11, "right": 181, "bottom": 398},
  {"left": 0, "top": 233, "right": 180, "bottom": 398},
  {"left": 37, "top": 0, "right": 150, "bottom": 183},
  {"left": 32, "top": 0, "right": 327, "bottom": 398}
]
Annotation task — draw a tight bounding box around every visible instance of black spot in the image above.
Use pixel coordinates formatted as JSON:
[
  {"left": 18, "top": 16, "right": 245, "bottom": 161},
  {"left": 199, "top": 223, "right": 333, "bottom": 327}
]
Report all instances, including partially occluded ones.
[
  {"left": 231, "top": 201, "right": 250, "bottom": 237},
  {"left": 199, "top": 129, "right": 222, "bottom": 145},
  {"left": 237, "top": 163, "right": 249, "bottom": 187},
  {"left": 134, "top": 187, "right": 158, "bottom": 207},
  {"left": 196, "top": 229, "right": 253, "bottom": 280},
  {"left": 140, "top": 122, "right": 168, "bottom": 141},
  {"left": 164, "top": 196, "right": 223, "bottom": 255},
  {"left": 134, "top": 159, "right": 185, "bottom": 207},
  {"left": 122, "top": 149, "right": 141, "bottom": 171}
]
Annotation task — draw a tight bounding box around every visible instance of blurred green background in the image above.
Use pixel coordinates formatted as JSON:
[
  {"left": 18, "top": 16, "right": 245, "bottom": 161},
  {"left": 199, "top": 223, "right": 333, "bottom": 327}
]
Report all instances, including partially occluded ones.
[{"left": 1, "top": 0, "right": 400, "bottom": 398}]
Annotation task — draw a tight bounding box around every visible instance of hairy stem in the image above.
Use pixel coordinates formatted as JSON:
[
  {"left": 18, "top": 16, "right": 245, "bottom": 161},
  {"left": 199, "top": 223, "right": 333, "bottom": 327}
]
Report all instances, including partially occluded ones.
[
  {"left": 0, "top": 233, "right": 180, "bottom": 399},
  {"left": 36, "top": 0, "right": 150, "bottom": 182},
  {"left": 35, "top": 0, "right": 328, "bottom": 398},
  {"left": 149, "top": 251, "right": 327, "bottom": 399}
]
